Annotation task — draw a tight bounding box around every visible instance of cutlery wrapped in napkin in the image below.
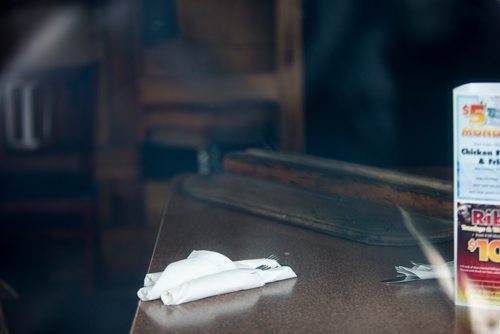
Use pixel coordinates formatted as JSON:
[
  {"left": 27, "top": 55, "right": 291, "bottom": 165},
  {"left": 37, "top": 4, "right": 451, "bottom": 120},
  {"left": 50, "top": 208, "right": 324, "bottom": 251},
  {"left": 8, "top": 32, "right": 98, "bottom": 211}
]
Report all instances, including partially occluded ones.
[
  {"left": 382, "top": 261, "right": 454, "bottom": 284},
  {"left": 137, "top": 250, "right": 297, "bottom": 305}
]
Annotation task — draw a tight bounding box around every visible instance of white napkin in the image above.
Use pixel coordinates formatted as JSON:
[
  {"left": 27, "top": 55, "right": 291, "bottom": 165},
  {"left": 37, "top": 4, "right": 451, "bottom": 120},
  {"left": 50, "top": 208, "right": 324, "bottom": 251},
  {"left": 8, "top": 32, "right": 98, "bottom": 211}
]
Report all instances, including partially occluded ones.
[
  {"left": 138, "top": 250, "right": 236, "bottom": 301},
  {"left": 143, "top": 272, "right": 161, "bottom": 287},
  {"left": 161, "top": 266, "right": 296, "bottom": 305},
  {"left": 138, "top": 250, "right": 297, "bottom": 305}
]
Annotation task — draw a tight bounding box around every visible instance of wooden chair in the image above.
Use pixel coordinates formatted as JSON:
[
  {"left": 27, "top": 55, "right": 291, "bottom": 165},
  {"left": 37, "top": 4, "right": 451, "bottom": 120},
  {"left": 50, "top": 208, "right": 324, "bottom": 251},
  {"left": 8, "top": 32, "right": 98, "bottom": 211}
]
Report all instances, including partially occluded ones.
[
  {"left": 0, "top": 64, "right": 97, "bottom": 294},
  {"left": 137, "top": 0, "right": 304, "bottom": 174}
]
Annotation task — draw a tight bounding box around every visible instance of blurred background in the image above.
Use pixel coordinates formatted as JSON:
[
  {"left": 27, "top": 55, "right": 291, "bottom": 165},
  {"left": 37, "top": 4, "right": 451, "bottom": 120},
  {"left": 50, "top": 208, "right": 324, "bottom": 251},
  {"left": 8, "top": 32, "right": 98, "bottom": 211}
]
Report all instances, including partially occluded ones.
[{"left": 0, "top": 0, "right": 500, "bottom": 332}]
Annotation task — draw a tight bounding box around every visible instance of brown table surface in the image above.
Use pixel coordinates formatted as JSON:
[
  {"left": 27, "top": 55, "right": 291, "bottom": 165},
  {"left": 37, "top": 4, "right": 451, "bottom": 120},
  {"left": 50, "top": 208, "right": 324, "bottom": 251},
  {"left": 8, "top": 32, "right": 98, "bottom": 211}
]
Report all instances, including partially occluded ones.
[{"left": 130, "top": 175, "right": 495, "bottom": 334}]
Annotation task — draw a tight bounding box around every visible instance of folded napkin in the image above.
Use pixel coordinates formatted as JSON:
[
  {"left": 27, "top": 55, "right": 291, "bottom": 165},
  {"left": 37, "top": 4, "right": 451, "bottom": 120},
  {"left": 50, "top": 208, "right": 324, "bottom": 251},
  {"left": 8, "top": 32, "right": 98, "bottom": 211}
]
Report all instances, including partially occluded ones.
[
  {"left": 138, "top": 250, "right": 236, "bottom": 301},
  {"left": 138, "top": 250, "right": 297, "bottom": 305}
]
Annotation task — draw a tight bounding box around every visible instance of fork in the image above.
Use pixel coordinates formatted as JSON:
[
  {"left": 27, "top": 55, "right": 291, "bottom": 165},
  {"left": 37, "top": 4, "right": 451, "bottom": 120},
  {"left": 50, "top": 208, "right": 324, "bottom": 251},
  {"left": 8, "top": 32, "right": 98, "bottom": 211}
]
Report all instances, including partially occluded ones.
[
  {"left": 255, "top": 264, "right": 272, "bottom": 270},
  {"left": 267, "top": 254, "right": 280, "bottom": 261},
  {"left": 255, "top": 254, "right": 280, "bottom": 270}
]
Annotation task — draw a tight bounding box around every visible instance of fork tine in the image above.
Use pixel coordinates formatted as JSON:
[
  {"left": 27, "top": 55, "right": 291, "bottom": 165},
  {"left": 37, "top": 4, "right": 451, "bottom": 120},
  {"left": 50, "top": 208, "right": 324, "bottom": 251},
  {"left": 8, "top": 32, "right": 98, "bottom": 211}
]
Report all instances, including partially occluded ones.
[{"left": 267, "top": 254, "right": 280, "bottom": 261}]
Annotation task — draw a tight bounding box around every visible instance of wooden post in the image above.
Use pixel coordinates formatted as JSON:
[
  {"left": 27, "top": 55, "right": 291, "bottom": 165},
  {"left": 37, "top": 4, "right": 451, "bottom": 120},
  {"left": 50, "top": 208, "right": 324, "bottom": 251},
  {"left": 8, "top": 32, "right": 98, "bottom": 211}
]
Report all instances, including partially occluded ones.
[
  {"left": 96, "top": 0, "right": 143, "bottom": 228},
  {"left": 276, "top": 0, "right": 304, "bottom": 152}
]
